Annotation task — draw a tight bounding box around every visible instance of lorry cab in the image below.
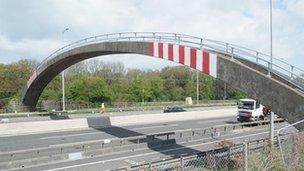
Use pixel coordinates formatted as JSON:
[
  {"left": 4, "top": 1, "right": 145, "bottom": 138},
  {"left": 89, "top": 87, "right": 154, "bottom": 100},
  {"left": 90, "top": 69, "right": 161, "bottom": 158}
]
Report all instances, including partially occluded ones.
[{"left": 237, "top": 99, "right": 264, "bottom": 122}]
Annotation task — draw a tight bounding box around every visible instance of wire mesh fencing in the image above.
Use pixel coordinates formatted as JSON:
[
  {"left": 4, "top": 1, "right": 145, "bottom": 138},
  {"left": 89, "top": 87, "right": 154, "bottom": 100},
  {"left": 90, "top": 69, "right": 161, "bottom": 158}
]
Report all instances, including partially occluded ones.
[
  {"left": 129, "top": 132, "right": 304, "bottom": 171},
  {"left": 277, "top": 131, "right": 304, "bottom": 170},
  {"left": 131, "top": 144, "right": 247, "bottom": 171}
]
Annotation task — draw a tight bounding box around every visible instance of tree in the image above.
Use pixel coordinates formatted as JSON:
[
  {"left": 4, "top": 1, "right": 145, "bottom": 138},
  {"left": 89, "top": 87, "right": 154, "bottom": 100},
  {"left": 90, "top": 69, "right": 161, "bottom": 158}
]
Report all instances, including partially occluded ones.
[
  {"left": 168, "top": 87, "right": 184, "bottom": 101},
  {"left": 148, "top": 76, "right": 165, "bottom": 101},
  {"left": 129, "top": 77, "right": 153, "bottom": 102},
  {"left": 0, "top": 59, "right": 37, "bottom": 99},
  {"left": 199, "top": 75, "right": 213, "bottom": 100},
  {"left": 39, "top": 76, "right": 62, "bottom": 101},
  {"left": 67, "top": 76, "right": 112, "bottom": 104}
]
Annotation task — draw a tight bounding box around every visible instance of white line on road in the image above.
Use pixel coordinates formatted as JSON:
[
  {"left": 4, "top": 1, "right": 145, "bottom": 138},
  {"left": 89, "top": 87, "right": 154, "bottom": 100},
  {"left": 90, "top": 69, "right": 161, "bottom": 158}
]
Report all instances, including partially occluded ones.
[
  {"left": 132, "top": 124, "right": 178, "bottom": 130},
  {"left": 40, "top": 124, "right": 179, "bottom": 140},
  {"left": 40, "top": 132, "right": 102, "bottom": 140},
  {"left": 43, "top": 130, "right": 273, "bottom": 171},
  {"left": 196, "top": 118, "right": 234, "bottom": 124}
]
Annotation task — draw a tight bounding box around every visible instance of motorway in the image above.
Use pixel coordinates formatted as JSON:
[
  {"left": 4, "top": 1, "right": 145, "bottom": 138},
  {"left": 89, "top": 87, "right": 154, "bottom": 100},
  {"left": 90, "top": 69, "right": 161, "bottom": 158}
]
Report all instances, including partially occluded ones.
[
  {"left": 0, "top": 108, "right": 293, "bottom": 171},
  {"left": 11, "top": 121, "right": 289, "bottom": 171},
  {"left": 0, "top": 116, "right": 236, "bottom": 152}
]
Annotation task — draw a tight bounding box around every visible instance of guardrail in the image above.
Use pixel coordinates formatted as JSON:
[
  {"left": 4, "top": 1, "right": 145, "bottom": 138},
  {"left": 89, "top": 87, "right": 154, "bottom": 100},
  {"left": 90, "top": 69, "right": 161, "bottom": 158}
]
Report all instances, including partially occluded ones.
[{"left": 36, "top": 32, "right": 304, "bottom": 91}]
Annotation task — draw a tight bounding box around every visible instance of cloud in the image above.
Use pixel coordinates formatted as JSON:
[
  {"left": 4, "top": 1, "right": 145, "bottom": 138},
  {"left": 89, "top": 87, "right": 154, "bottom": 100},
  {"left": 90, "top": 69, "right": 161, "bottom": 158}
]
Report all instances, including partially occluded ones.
[
  {"left": 0, "top": 0, "right": 303, "bottom": 69},
  {"left": 0, "top": 34, "right": 61, "bottom": 63}
]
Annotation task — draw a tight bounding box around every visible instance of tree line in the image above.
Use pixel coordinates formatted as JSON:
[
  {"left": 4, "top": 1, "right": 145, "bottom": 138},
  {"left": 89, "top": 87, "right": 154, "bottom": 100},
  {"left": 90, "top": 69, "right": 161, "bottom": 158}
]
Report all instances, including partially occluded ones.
[{"left": 0, "top": 58, "right": 248, "bottom": 109}]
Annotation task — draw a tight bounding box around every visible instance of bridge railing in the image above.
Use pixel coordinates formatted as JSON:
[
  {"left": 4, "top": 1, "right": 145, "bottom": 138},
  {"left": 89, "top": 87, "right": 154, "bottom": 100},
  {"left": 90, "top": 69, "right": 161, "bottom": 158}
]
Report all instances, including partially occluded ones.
[{"left": 36, "top": 32, "right": 304, "bottom": 91}]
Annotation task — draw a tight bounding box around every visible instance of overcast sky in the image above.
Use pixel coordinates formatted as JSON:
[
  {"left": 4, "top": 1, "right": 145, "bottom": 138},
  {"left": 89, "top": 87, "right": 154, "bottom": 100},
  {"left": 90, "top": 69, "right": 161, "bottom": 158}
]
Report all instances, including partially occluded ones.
[{"left": 0, "top": 0, "right": 303, "bottom": 70}]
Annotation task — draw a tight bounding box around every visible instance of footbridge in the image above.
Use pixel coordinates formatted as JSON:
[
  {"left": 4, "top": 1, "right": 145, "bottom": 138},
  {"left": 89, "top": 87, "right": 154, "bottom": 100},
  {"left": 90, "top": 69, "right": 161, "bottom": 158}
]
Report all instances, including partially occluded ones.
[{"left": 22, "top": 32, "right": 304, "bottom": 129}]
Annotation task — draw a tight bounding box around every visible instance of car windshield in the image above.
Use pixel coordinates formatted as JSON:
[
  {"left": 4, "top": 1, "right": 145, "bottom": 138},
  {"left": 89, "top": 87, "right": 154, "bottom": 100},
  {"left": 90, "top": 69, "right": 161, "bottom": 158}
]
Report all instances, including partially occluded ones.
[{"left": 238, "top": 101, "right": 254, "bottom": 110}]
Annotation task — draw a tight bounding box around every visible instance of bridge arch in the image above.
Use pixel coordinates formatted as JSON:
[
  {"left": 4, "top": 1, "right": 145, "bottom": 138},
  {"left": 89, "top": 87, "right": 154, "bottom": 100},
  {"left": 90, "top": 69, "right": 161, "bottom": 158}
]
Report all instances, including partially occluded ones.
[{"left": 23, "top": 32, "right": 304, "bottom": 129}]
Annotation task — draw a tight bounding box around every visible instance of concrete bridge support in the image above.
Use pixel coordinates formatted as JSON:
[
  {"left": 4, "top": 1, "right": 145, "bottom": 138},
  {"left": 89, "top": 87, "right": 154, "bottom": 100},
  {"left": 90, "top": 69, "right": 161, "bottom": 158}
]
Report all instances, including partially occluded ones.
[{"left": 217, "top": 56, "right": 304, "bottom": 129}]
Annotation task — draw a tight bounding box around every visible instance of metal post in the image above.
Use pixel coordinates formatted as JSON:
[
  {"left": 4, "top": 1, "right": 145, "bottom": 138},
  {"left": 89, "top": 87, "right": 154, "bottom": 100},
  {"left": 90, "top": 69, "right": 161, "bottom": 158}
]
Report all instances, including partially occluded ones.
[
  {"left": 61, "top": 28, "right": 69, "bottom": 111},
  {"left": 267, "top": 62, "right": 271, "bottom": 77},
  {"left": 148, "top": 162, "right": 152, "bottom": 171},
  {"left": 142, "top": 88, "right": 145, "bottom": 104},
  {"left": 180, "top": 156, "right": 184, "bottom": 170},
  {"left": 13, "top": 100, "right": 16, "bottom": 113},
  {"left": 231, "top": 47, "right": 234, "bottom": 60},
  {"left": 62, "top": 71, "right": 65, "bottom": 111},
  {"left": 244, "top": 142, "right": 248, "bottom": 171},
  {"left": 269, "top": 111, "right": 274, "bottom": 146},
  {"left": 290, "top": 65, "right": 294, "bottom": 80},
  {"left": 270, "top": 0, "right": 273, "bottom": 70},
  {"left": 196, "top": 70, "right": 199, "bottom": 104}
]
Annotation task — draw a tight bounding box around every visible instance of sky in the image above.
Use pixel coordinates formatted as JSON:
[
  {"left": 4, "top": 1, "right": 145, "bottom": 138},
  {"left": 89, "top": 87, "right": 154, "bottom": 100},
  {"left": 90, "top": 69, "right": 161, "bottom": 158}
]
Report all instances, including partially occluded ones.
[{"left": 0, "top": 0, "right": 303, "bottom": 70}]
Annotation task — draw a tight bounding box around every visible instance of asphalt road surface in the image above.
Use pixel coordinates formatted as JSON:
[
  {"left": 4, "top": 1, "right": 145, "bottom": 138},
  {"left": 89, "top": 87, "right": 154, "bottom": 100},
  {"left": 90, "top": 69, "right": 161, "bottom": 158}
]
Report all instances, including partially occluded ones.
[
  {"left": 0, "top": 111, "right": 292, "bottom": 171},
  {"left": 12, "top": 121, "right": 290, "bottom": 171},
  {"left": 0, "top": 116, "right": 236, "bottom": 152}
]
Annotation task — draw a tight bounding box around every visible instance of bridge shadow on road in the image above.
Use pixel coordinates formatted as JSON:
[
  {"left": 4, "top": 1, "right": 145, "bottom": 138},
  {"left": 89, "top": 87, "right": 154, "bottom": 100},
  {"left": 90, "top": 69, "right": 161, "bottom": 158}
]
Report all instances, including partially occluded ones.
[{"left": 86, "top": 116, "right": 203, "bottom": 158}]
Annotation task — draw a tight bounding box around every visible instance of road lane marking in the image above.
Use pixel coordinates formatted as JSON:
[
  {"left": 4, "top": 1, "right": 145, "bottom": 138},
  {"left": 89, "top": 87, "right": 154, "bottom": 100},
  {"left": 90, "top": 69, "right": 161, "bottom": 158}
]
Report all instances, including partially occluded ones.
[
  {"left": 43, "top": 129, "right": 276, "bottom": 171},
  {"left": 132, "top": 124, "right": 178, "bottom": 130},
  {"left": 196, "top": 118, "right": 235, "bottom": 124},
  {"left": 40, "top": 124, "right": 179, "bottom": 140},
  {"left": 40, "top": 132, "right": 103, "bottom": 140}
]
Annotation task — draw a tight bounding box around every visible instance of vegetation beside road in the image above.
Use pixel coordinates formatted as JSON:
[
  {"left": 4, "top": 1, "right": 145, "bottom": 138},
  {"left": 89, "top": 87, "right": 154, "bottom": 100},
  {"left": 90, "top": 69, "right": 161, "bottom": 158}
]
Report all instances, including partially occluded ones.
[{"left": 0, "top": 59, "right": 246, "bottom": 113}]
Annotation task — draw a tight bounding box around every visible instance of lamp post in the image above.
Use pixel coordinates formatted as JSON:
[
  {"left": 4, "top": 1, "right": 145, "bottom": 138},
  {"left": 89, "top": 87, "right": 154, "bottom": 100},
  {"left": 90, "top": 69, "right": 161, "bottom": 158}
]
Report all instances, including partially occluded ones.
[
  {"left": 196, "top": 70, "right": 199, "bottom": 104},
  {"left": 61, "top": 28, "right": 69, "bottom": 111},
  {"left": 269, "top": 0, "right": 274, "bottom": 146},
  {"left": 270, "top": 0, "right": 273, "bottom": 67}
]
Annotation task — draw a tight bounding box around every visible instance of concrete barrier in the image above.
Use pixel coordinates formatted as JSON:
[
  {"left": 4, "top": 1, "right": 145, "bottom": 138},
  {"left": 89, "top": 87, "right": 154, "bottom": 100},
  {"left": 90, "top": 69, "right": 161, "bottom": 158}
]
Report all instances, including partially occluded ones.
[
  {"left": 0, "top": 119, "right": 89, "bottom": 136},
  {"left": 0, "top": 108, "right": 237, "bottom": 137},
  {"left": 111, "top": 108, "right": 237, "bottom": 126}
]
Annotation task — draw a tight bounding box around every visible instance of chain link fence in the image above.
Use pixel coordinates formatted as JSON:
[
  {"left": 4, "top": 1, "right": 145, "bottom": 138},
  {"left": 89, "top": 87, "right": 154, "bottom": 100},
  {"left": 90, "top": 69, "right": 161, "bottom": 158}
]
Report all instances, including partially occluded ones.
[
  {"left": 131, "top": 143, "right": 251, "bottom": 171},
  {"left": 129, "top": 131, "right": 304, "bottom": 171},
  {"left": 277, "top": 132, "right": 304, "bottom": 170}
]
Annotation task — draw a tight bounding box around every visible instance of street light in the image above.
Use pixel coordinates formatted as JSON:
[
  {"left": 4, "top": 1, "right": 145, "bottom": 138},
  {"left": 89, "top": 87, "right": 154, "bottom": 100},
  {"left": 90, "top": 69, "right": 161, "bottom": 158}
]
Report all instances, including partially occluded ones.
[
  {"left": 196, "top": 70, "right": 199, "bottom": 104},
  {"left": 269, "top": 0, "right": 274, "bottom": 146},
  {"left": 61, "top": 28, "right": 69, "bottom": 111},
  {"left": 270, "top": 0, "right": 273, "bottom": 67}
]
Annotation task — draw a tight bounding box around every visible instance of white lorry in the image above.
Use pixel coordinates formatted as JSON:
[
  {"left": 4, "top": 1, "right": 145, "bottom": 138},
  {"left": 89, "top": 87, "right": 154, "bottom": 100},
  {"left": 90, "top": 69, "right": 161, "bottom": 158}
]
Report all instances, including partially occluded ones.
[{"left": 237, "top": 99, "right": 270, "bottom": 122}]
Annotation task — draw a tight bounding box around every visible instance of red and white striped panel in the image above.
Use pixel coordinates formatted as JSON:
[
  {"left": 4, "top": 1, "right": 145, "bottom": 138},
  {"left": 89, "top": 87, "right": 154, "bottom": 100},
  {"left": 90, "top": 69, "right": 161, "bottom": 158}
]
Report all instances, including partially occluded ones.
[{"left": 148, "top": 42, "right": 217, "bottom": 78}]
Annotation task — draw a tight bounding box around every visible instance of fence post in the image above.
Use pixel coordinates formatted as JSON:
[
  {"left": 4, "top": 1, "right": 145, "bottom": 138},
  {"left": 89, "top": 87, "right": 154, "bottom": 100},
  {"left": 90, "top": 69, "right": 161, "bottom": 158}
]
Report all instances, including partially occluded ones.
[
  {"left": 148, "top": 162, "right": 152, "bottom": 171},
  {"left": 267, "top": 62, "right": 271, "bottom": 77},
  {"left": 243, "top": 142, "right": 248, "bottom": 171},
  {"left": 180, "top": 156, "right": 184, "bottom": 170},
  {"left": 290, "top": 65, "right": 294, "bottom": 80},
  {"left": 231, "top": 47, "right": 234, "bottom": 60},
  {"left": 256, "top": 52, "right": 259, "bottom": 63}
]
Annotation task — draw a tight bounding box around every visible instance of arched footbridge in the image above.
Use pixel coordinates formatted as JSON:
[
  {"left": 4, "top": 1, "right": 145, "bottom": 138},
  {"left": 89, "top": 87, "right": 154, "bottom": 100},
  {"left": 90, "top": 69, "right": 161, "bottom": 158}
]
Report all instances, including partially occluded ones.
[{"left": 22, "top": 32, "right": 304, "bottom": 129}]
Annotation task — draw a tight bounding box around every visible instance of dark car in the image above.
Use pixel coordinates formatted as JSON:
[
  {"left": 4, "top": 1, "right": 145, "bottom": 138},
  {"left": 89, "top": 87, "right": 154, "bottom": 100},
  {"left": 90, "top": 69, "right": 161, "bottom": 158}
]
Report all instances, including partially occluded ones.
[{"left": 163, "top": 106, "right": 186, "bottom": 113}]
